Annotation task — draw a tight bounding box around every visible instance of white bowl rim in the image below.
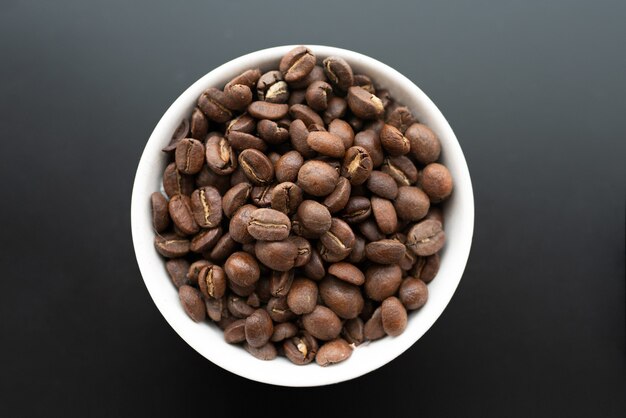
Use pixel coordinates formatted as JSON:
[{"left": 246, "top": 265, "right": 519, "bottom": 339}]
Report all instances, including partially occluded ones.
[{"left": 131, "top": 45, "right": 474, "bottom": 387}]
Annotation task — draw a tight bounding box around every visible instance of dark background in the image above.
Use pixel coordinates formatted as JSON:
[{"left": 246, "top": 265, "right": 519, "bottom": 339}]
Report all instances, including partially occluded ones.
[{"left": 1, "top": 0, "right": 624, "bottom": 416}]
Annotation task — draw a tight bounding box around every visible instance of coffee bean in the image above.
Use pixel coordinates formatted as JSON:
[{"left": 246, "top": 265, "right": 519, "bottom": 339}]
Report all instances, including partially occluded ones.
[
  {"left": 381, "top": 296, "right": 407, "bottom": 336},
  {"left": 287, "top": 236, "right": 312, "bottom": 267},
  {"left": 394, "top": 186, "right": 430, "bottom": 221},
  {"left": 244, "top": 342, "right": 277, "bottom": 360},
  {"left": 353, "top": 74, "right": 374, "bottom": 93},
  {"left": 289, "top": 103, "right": 324, "bottom": 128},
  {"left": 186, "top": 259, "right": 210, "bottom": 285},
  {"left": 323, "top": 97, "right": 348, "bottom": 124},
  {"left": 229, "top": 279, "right": 256, "bottom": 297},
  {"left": 420, "top": 163, "right": 453, "bottom": 202},
  {"left": 288, "top": 119, "right": 316, "bottom": 158},
  {"left": 347, "top": 86, "right": 384, "bottom": 120},
  {"left": 406, "top": 219, "right": 445, "bottom": 256},
  {"left": 399, "top": 277, "right": 429, "bottom": 310},
  {"left": 151, "top": 192, "right": 170, "bottom": 233},
  {"left": 250, "top": 185, "right": 274, "bottom": 208},
  {"left": 328, "top": 119, "right": 354, "bottom": 149},
  {"left": 363, "top": 307, "right": 385, "bottom": 341},
  {"left": 222, "top": 183, "right": 252, "bottom": 218},
  {"left": 205, "top": 296, "right": 224, "bottom": 322},
  {"left": 163, "top": 118, "right": 189, "bottom": 152},
  {"left": 224, "top": 319, "right": 246, "bottom": 343},
  {"left": 279, "top": 46, "right": 315, "bottom": 83},
  {"left": 168, "top": 194, "right": 199, "bottom": 235},
  {"left": 257, "top": 119, "right": 289, "bottom": 144},
  {"left": 319, "top": 276, "right": 363, "bottom": 319},
  {"left": 319, "top": 218, "right": 355, "bottom": 262},
  {"left": 341, "top": 146, "right": 373, "bottom": 186},
  {"left": 224, "top": 251, "right": 260, "bottom": 287},
  {"left": 424, "top": 206, "right": 444, "bottom": 226},
  {"left": 306, "top": 131, "right": 345, "bottom": 158},
  {"left": 179, "top": 285, "right": 206, "bottom": 322},
  {"left": 342, "top": 196, "right": 371, "bottom": 224},
  {"left": 228, "top": 294, "right": 255, "bottom": 318},
  {"left": 287, "top": 278, "right": 318, "bottom": 315},
  {"left": 302, "top": 305, "right": 342, "bottom": 341},
  {"left": 369, "top": 196, "right": 397, "bottom": 234},
  {"left": 226, "top": 113, "right": 256, "bottom": 136},
  {"left": 348, "top": 235, "right": 366, "bottom": 263},
  {"left": 271, "top": 322, "right": 299, "bottom": 342},
  {"left": 364, "top": 170, "right": 398, "bottom": 200},
  {"left": 207, "top": 232, "right": 238, "bottom": 261},
  {"left": 275, "top": 150, "right": 304, "bottom": 183},
  {"left": 305, "top": 80, "right": 333, "bottom": 111},
  {"left": 322, "top": 56, "right": 354, "bottom": 92},
  {"left": 195, "top": 165, "right": 230, "bottom": 194},
  {"left": 284, "top": 332, "right": 318, "bottom": 365},
  {"left": 365, "top": 239, "right": 406, "bottom": 264},
  {"left": 412, "top": 253, "right": 440, "bottom": 283},
  {"left": 245, "top": 309, "right": 274, "bottom": 348},
  {"left": 386, "top": 106, "right": 415, "bottom": 134},
  {"left": 198, "top": 265, "right": 226, "bottom": 299},
  {"left": 190, "top": 107, "right": 209, "bottom": 140},
  {"left": 226, "top": 68, "right": 262, "bottom": 89},
  {"left": 227, "top": 131, "right": 267, "bottom": 152},
  {"left": 380, "top": 124, "right": 410, "bottom": 156},
  {"left": 247, "top": 101, "right": 289, "bottom": 120},
  {"left": 266, "top": 297, "right": 296, "bottom": 323},
  {"left": 163, "top": 163, "right": 194, "bottom": 198},
  {"left": 229, "top": 204, "right": 257, "bottom": 244},
  {"left": 197, "top": 87, "right": 232, "bottom": 123},
  {"left": 297, "top": 160, "right": 339, "bottom": 196},
  {"left": 190, "top": 186, "right": 222, "bottom": 229},
  {"left": 289, "top": 65, "right": 327, "bottom": 89},
  {"left": 304, "top": 248, "right": 326, "bottom": 281},
  {"left": 354, "top": 130, "right": 384, "bottom": 168},
  {"left": 238, "top": 149, "right": 274, "bottom": 185},
  {"left": 223, "top": 83, "right": 253, "bottom": 111},
  {"left": 247, "top": 208, "right": 291, "bottom": 241},
  {"left": 365, "top": 264, "right": 402, "bottom": 301},
  {"left": 205, "top": 135, "right": 237, "bottom": 175},
  {"left": 296, "top": 200, "right": 332, "bottom": 236},
  {"left": 255, "top": 239, "right": 298, "bottom": 271},
  {"left": 270, "top": 270, "right": 294, "bottom": 297},
  {"left": 323, "top": 177, "right": 352, "bottom": 214},
  {"left": 381, "top": 155, "right": 418, "bottom": 186},
  {"left": 165, "top": 258, "right": 190, "bottom": 288},
  {"left": 316, "top": 338, "right": 353, "bottom": 366},
  {"left": 271, "top": 182, "right": 303, "bottom": 215},
  {"left": 257, "top": 70, "right": 289, "bottom": 103},
  {"left": 155, "top": 233, "right": 190, "bottom": 258},
  {"left": 190, "top": 226, "right": 222, "bottom": 253},
  {"left": 342, "top": 318, "right": 364, "bottom": 346}
]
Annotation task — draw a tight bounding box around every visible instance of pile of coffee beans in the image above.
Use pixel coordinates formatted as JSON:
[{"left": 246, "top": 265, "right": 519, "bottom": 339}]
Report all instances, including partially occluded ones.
[{"left": 152, "top": 46, "right": 452, "bottom": 366}]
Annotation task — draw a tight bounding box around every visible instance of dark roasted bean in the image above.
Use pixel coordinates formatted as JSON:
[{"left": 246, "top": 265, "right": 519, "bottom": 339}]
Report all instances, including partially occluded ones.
[
  {"left": 381, "top": 296, "right": 407, "bottom": 336},
  {"left": 275, "top": 150, "right": 304, "bottom": 183},
  {"left": 155, "top": 233, "right": 190, "bottom": 258},
  {"left": 342, "top": 196, "right": 371, "bottom": 224},
  {"left": 316, "top": 339, "right": 353, "bottom": 366},
  {"left": 190, "top": 226, "right": 222, "bottom": 253},
  {"left": 197, "top": 87, "right": 232, "bottom": 123},
  {"left": 347, "top": 86, "right": 384, "bottom": 119},
  {"left": 165, "top": 258, "right": 190, "bottom": 288},
  {"left": 323, "top": 177, "right": 352, "bottom": 214},
  {"left": 420, "top": 163, "right": 453, "bottom": 202},
  {"left": 163, "top": 163, "right": 194, "bottom": 198},
  {"left": 190, "top": 186, "right": 222, "bottom": 228},
  {"left": 406, "top": 219, "right": 445, "bottom": 256},
  {"left": 151, "top": 192, "right": 170, "bottom": 232},
  {"left": 271, "top": 182, "right": 303, "bottom": 215},
  {"left": 238, "top": 149, "right": 275, "bottom": 185},
  {"left": 386, "top": 106, "right": 415, "bottom": 133},
  {"left": 302, "top": 305, "right": 342, "bottom": 341},
  {"left": 323, "top": 56, "right": 354, "bottom": 92},
  {"left": 222, "top": 183, "right": 252, "bottom": 218},
  {"left": 365, "top": 264, "right": 402, "bottom": 301},
  {"left": 179, "top": 285, "right": 206, "bottom": 322},
  {"left": 328, "top": 262, "right": 365, "bottom": 286},
  {"left": 205, "top": 135, "right": 237, "bottom": 175},
  {"left": 411, "top": 253, "right": 440, "bottom": 283},
  {"left": 366, "top": 170, "right": 398, "bottom": 199},
  {"left": 279, "top": 46, "right": 316, "bottom": 83},
  {"left": 319, "top": 276, "right": 364, "bottom": 319},
  {"left": 297, "top": 160, "right": 339, "bottom": 197},
  {"left": 224, "top": 251, "right": 260, "bottom": 287},
  {"left": 227, "top": 131, "right": 267, "bottom": 152},
  {"left": 323, "top": 97, "right": 348, "bottom": 124},
  {"left": 287, "top": 278, "right": 318, "bottom": 315},
  {"left": 341, "top": 146, "right": 373, "bottom": 186},
  {"left": 247, "top": 208, "right": 291, "bottom": 241},
  {"left": 255, "top": 239, "right": 298, "bottom": 272}
]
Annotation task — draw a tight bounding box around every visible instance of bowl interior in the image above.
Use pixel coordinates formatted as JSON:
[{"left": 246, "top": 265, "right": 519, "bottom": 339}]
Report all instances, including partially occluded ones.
[{"left": 131, "top": 45, "right": 474, "bottom": 387}]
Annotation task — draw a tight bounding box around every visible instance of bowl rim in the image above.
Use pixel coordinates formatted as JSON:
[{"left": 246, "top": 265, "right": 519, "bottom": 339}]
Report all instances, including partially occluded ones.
[{"left": 131, "top": 44, "right": 474, "bottom": 386}]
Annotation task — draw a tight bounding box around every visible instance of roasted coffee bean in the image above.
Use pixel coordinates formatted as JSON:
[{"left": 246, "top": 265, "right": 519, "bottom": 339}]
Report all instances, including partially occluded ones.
[
  {"left": 386, "top": 106, "right": 415, "bottom": 134},
  {"left": 341, "top": 146, "right": 373, "bottom": 186},
  {"left": 226, "top": 68, "right": 262, "bottom": 89},
  {"left": 305, "top": 80, "right": 333, "bottom": 111},
  {"left": 365, "top": 119, "right": 385, "bottom": 135},
  {"left": 420, "top": 163, "right": 453, "bottom": 202},
  {"left": 227, "top": 131, "right": 267, "bottom": 152},
  {"left": 190, "top": 107, "right": 209, "bottom": 140},
  {"left": 381, "top": 296, "right": 407, "bottom": 336},
  {"left": 327, "top": 262, "right": 365, "bottom": 286},
  {"left": 353, "top": 129, "right": 384, "bottom": 168},
  {"left": 155, "top": 233, "right": 190, "bottom": 258},
  {"left": 323, "top": 97, "right": 348, "bottom": 124},
  {"left": 266, "top": 297, "right": 296, "bottom": 323},
  {"left": 163, "top": 163, "right": 194, "bottom": 198},
  {"left": 163, "top": 118, "right": 189, "bottom": 152},
  {"left": 271, "top": 182, "right": 303, "bottom": 215},
  {"left": 179, "top": 285, "right": 206, "bottom": 322},
  {"left": 270, "top": 270, "right": 294, "bottom": 297},
  {"left": 347, "top": 86, "right": 384, "bottom": 120},
  {"left": 297, "top": 160, "right": 339, "bottom": 196},
  {"left": 226, "top": 113, "right": 256, "bottom": 135},
  {"left": 365, "top": 239, "right": 406, "bottom": 264},
  {"left": 255, "top": 239, "right": 298, "bottom": 271},
  {"left": 394, "top": 186, "right": 430, "bottom": 221},
  {"left": 247, "top": 101, "right": 289, "bottom": 120},
  {"left": 190, "top": 186, "right": 222, "bottom": 229},
  {"left": 348, "top": 235, "right": 366, "bottom": 263},
  {"left": 257, "top": 119, "right": 289, "bottom": 144},
  {"left": 224, "top": 319, "right": 247, "bottom": 343},
  {"left": 342, "top": 196, "right": 371, "bottom": 224},
  {"left": 190, "top": 226, "right": 222, "bottom": 253},
  {"left": 229, "top": 204, "right": 257, "bottom": 244},
  {"left": 223, "top": 83, "right": 253, "bottom": 111},
  {"left": 353, "top": 74, "right": 375, "bottom": 93},
  {"left": 304, "top": 248, "right": 326, "bottom": 281},
  {"left": 222, "top": 183, "right": 252, "bottom": 218},
  {"left": 216, "top": 311, "right": 237, "bottom": 330},
  {"left": 316, "top": 339, "right": 352, "bottom": 366},
  {"left": 197, "top": 87, "right": 232, "bottom": 123},
  {"left": 306, "top": 131, "right": 345, "bottom": 158},
  {"left": 245, "top": 309, "right": 274, "bottom": 348},
  {"left": 245, "top": 342, "right": 277, "bottom": 360},
  {"left": 198, "top": 265, "right": 226, "bottom": 299},
  {"left": 227, "top": 294, "right": 256, "bottom": 318},
  {"left": 268, "top": 151, "right": 282, "bottom": 164},
  {"left": 205, "top": 296, "right": 224, "bottom": 322},
  {"left": 343, "top": 318, "right": 364, "bottom": 346},
  {"left": 195, "top": 165, "right": 230, "bottom": 194},
  {"left": 288, "top": 119, "right": 316, "bottom": 158},
  {"left": 379, "top": 124, "right": 410, "bottom": 156},
  {"left": 229, "top": 278, "right": 257, "bottom": 297},
  {"left": 288, "top": 235, "right": 312, "bottom": 267},
  {"left": 165, "top": 258, "right": 190, "bottom": 288},
  {"left": 279, "top": 46, "right": 315, "bottom": 83},
  {"left": 328, "top": 119, "right": 354, "bottom": 149},
  {"left": 250, "top": 185, "right": 274, "bottom": 207},
  {"left": 238, "top": 149, "right": 274, "bottom": 185},
  {"left": 399, "top": 277, "right": 429, "bottom": 310},
  {"left": 296, "top": 200, "right": 332, "bottom": 236},
  {"left": 208, "top": 232, "right": 238, "bottom": 261},
  {"left": 289, "top": 65, "right": 327, "bottom": 89},
  {"left": 323, "top": 56, "right": 354, "bottom": 92},
  {"left": 246, "top": 292, "right": 261, "bottom": 308},
  {"left": 319, "top": 218, "right": 355, "bottom": 262},
  {"left": 205, "top": 135, "right": 237, "bottom": 175},
  {"left": 406, "top": 219, "right": 445, "bottom": 256},
  {"left": 363, "top": 306, "right": 385, "bottom": 340},
  {"left": 302, "top": 305, "right": 342, "bottom": 341},
  {"left": 287, "top": 278, "right": 318, "bottom": 315},
  {"left": 168, "top": 195, "right": 199, "bottom": 235},
  {"left": 323, "top": 177, "right": 351, "bottom": 214},
  {"left": 424, "top": 206, "right": 444, "bottom": 226},
  {"left": 412, "top": 253, "right": 440, "bottom": 283},
  {"left": 224, "top": 251, "right": 260, "bottom": 287},
  {"left": 284, "top": 332, "right": 318, "bottom": 365},
  {"left": 381, "top": 155, "right": 418, "bottom": 186},
  {"left": 151, "top": 192, "right": 170, "bottom": 232},
  {"left": 275, "top": 150, "right": 304, "bottom": 183},
  {"left": 289, "top": 103, "right": 324, "bottom": 128},
  {"left": 365, "top": 264, "right": 402, "bottom": 301},
  {"left": 365, "top": 171, "right": 398, "bottom": 200},
  {"left": 271, "top": 322, "right": 299, "bottom": 342},
  {"left": 320, "top": 276, "right": 363, "bottom": 319},
  {"left": 247, "top": 208, "right": 291, "bottom": 241},
  {"left": 257, "top": 70, "right": 289, "bottom": 103},
  {"left": 187, "top": 259, "right": 211, "bottom": 285},
  {"left": 286, "top": 89, "right": 305, "bottom": 106},
  {"left": 371, "top": 196, "right": 397, "bottom": 234}
]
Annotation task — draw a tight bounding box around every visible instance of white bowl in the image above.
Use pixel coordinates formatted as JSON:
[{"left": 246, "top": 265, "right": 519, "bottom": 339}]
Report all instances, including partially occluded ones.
[{"left": 131, "top": 45, "right": 474, "bottom": 387}]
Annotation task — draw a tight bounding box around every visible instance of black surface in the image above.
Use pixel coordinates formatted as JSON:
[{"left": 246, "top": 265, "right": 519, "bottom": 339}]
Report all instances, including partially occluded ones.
[{"left": 1, "top": 1, "right": 625, "bottom": 416}]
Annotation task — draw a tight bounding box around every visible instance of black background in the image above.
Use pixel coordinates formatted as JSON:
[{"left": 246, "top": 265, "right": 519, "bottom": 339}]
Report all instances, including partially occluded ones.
[{"left": 1, "top": 1, "right": 625, "bottom": 416}]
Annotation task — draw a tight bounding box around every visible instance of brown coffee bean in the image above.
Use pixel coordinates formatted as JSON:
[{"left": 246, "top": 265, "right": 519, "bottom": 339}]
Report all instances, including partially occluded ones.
[
  {"left": 287, "top": 89, "right": 306, "bottom": 106},
  {"left": 421, "top": 163, "right": 453, "bottom": 202},
  {"left": 289, "top": 65, "right": 327, "bottom": 89},
  {"left": 271, "top": 322, "right": 299, "bottom": 342},
  {"left": 197, "top": 87, "right": 232, "bottom": 123},
  {"left": 165, "top": 258, "right": 189, "bottom": 288},
  {"left": 399, "top": 277, "right": 429, "bottom": 310},
  {"left": 365, "top": 264, "right": 402, "bottom": 301},
  {"left": 244, "top": 342, "right": 277, "bottom": 360},
  {"left": 342, "top": 318, "right": 364, "bottom": 346},
  {"left": 342, "top": 196, "right": 371, "bottom": 224},
  {"left": 226, "top": 113, "right": 256, "bottom": 136},
  {"left": 302, "top": 305, "right": 342, "bottom": 341},
  {"left": 247, "top": 208, "right": 291, "bottom": 241},
  {"left": 163, "top": 118, "right": 189, "bottom": 152},
  {"left": 319, "top": 276, "right": 363, "bottom": 319},
  {"left": 412, "top": 253, "right": 440, "bottom": 283},
  {"left": 222, "top": 183, "right": 252, "bottom": 218},
  {"left": 347, "top": 86, "right": 384, "bottom": 120},
  {"left": 257, "top": 119, "right": 289, "bottom": 144},
  {"left": 168, "top": 195, "right": 199, "bottom": 235},
  {"left": 328, "top": 119, "right": 354, "bottom": 149},
  {"left": 279, "top": 46, "right": 316, "bottom": 83},
  {"left": 205, "top": 135, "right": 237, "bottom": 175},
  {"left": 275, "top": 150, "right": 304, "bottom": 183},
  {"left": 323, "top": 56, "right": 354, "bottom": 92},
  {"left": 266, "top": 297, "right": 296, "bottom": 323},
  {"left": 163, "top": 163, "right": 194, "bottom": 198},
  {"left": 286, "top": 236, "right": 311, "bottom": 267},
  {"left": 228, "top": 294, "right": 256, "bottom": 318},
  {"left": 179, "top": 285, "right": 206, "bottom": 322},
  {"left": 296, "top": 200, "right": 332, "bottom": 236},
  {"left": 394, "top": 186, "right": 430, "bottom": 221},
  {"left": 257, "top": 70, "right": 289, "bottom": 103},
  {"left": 364, "top": 170, "right": 398, "bottom": 200},
  {"left": 289, "top": 104, "right": 324, "bottom": 128},
  {"left": 206, "top": 232, "right": 237, "bottom": 261},
  {"left": 348, "top": 235, "right": 366, "bottom": 263},
  {"left": 287, "top": 278, "right": 318, "bottom": 315},
  {"left": 270, "top": 182, "right": 303, "bottom": 215},
  {"left": 289, "top": 119, "right": 316, "bottom": 158},
  {"left": 363, "top": 307, "right": 385, "bottom": 341},
  {"left": 353, "top": 74, "right": 374, "bottom": 93},
  {"left": 226, "top": 68, "right": 262, "bottom": 89},
  {"left": 381, "top": 296, "right": 407, "bottom": 336},
  {"left": 381, "top": 156, "right": 418, "bottom": 186},
  {"left": 270, "top": 270, "right": 294, "bottom": 298},
  {"left": 190, "top": 107, "right": 209, "bottom": 140},
  {"left": 341, "top": 146, "right": 373, "bottom": 186},
  {"left": 154, "top": 233, "right": 190, "bottom": 258},
  {"left": 304, "top": 248, "right": 326, "bottom": 281},
  {"left": 306, "top": 131, "right": 345, "bottom": 158},
  {"left": 353, "top": 129, "right": 384, "bottom": 168},
  {"left": 186, "top": 260, "right": 210, "bottom": 285},
  {"left": 245, "top": 309, "right": 274, "bottom": 348},
  {"left": 224, "top": 319, "right": 246, "bottom": 343},
  {"left": 386, "top": 106, "right": 415, "bottom": 133},
  {"left": 238, "top": 149, "right": 274, "bottom": 185},
  {"left": 365, "top": 239, "right": 406, "bottom": 264},
  {"left": 323, "top": 177, "right": 351, "bottom": 214},
  {"left": 424, "top": 206, "right": 444, "bottom": 226},
  {"left": 302, "top": 80, "right": 332, "bottom": 112},
  {"left": 250, "top": 185, "right": 274, "bottom": 207},
  {"left": 370, "top": 196, "right": 397, "bottom": 234},
  {"left": 323, "top": 97, "right": 348, "bottom": 124},
  {"left": 406, "top": 219, "right": 445, "bottom": 256},
  {"left": 227, "top": 131, "right": 267, "bottom": 152},
  {"left": 319, "top": 218, "right": 355, "bottom": 262},
  {"left": 229, "top": 204, "right": 257, "bottom": 244},
  {"left": 297, "top": 160, "right": 339, "bottom": 196},
  {"left": 316, "top": 338, "right": 353, "bottom": 366},
  {"left": 198, "top": 265, "right": 226, "bottom": 299},
  {"left": 255, "top": 239, "right": 298, "bottom": 271},
  {"left": 284, "top": 332, "right": 318, "bottom": 365},
  {"left": 223, "top": 83, "right": 253, "bottom": 111},
  {"left": 151, "top": 192, "right": 170, "bottom": 232},
  {"left": 379, "top": 124, "right": 410, "bottom": 156},
  {"left": 190, "top": 186, "right": 222, "bottom": 229},
  {"left": 195, "top": 165, "right": 230, "bottom": 194},
  {"left": 205, "top": 296, "right": 224, "bottom": 322},
  {"left": 405, "top": 123, "right": 441, "bottom": 164},
  {"left": 190, "top": 226, "right": 222, "bottom": 253},
  {"left": 229, "top": 279, "right": 256, "bottom": 298},
  {"left": 224, "top": 251, "right": 260, "bottom": 287}
]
